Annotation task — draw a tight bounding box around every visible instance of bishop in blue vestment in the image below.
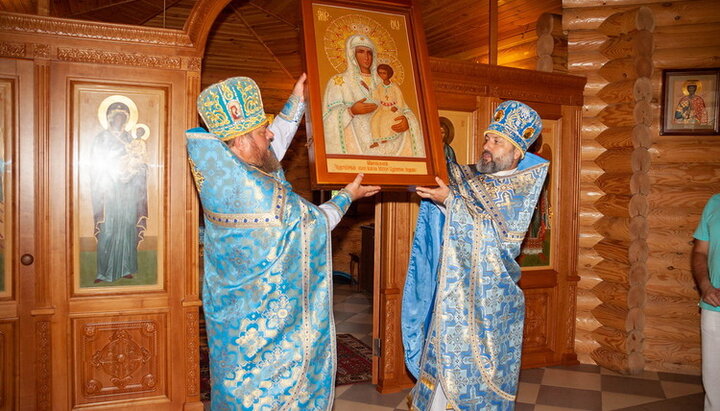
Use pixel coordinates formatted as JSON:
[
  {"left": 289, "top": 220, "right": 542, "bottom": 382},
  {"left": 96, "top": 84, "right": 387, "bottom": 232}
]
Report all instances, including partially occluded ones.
[
  {"left": 403, "top": 101, "right": 549, "bottom": 410},
  {"left": 186, "top": 75, "right": 379, "bottom": 410}
]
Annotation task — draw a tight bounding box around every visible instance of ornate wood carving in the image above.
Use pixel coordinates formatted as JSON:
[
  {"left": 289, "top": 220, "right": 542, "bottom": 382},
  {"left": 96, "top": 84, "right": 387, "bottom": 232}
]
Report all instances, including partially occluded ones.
[
  {"left": 187, "top": 57, "right": 202, "bottom": 72},
  {"left": 566, "top": 284, "right": 578, "bottom": 351},
  {"left": 36, "top": 320, "right": 51, "bottom": 410},
  {"left": 185, "top": 311, "right": 199, "bottom": 396},
  {"left": 57, "top": 48, "right": 183, "bottom": 69},
  {"left": 0, "top": 13, "right": 192, "bottom": 47},
  {"left": 523, "top": 292, "right": 549, "bottom": 348},
  {"left": 78, "top": 319, "right": 164, "bottom": 402},
  {"left": 490, "top": 85, "right": 579, "bottom": 106},
  {"left": 184, "top": 0, "right": 233, "bottom": 53},
  {"left": 382, "top": 296, "right": 397, "bottom": 376},
  {"left": 33, "top": 43, "right": 50, "bottom": 58},
  {"left": 433, "top": 81, "right": 489, "bottom": 96},
  {"left": 0, "top": 41, "right": 26, "bottom": 58}
]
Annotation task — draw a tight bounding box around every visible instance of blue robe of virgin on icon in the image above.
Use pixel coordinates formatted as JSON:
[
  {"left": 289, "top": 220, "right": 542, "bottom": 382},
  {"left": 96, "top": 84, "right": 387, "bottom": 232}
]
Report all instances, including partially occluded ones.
[
  {"left": 187, "top": 77, "right": 350, "bottom": 410},
  {"left": 91, "top": 102, "right": 149, "bottom": 283},
  {"left": 402, "top": 101, "right": 549, "bottom": 410}
]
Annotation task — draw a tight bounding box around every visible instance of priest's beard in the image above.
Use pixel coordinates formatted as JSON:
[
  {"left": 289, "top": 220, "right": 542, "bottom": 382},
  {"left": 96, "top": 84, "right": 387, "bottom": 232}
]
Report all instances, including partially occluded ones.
[
  {"left": 246, "top": 137, "right": 281, "bottom": 173},
  {"left": 258, "top": 148, "right": 281, "bottom": 174},
  {"left": 476, "top": 148, "right": 516, "bottom": 174}
]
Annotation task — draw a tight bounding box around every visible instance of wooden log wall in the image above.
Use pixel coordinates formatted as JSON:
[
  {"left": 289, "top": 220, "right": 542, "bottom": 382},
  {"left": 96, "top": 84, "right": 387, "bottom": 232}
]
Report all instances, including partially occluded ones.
[
  {"left": 535, "top": 13, "right": 568, "bottom": 73},
  {"left": 564, "top": 0, "right": 720, "bottom": 374}
]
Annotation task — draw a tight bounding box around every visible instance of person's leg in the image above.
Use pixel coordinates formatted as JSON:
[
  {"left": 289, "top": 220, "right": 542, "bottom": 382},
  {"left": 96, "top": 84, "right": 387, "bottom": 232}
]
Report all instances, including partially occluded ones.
[{"left": 702, "top": 308, "right": 720, "bottom": 411}]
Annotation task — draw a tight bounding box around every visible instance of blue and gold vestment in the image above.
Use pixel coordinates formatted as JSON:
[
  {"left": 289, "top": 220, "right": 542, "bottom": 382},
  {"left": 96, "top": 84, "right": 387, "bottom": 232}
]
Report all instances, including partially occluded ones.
[
  {"left": 402, "top": 154, "right": 549, "bottom": 410},
  {"left": 186, "top": 123, "right": 350, "bottom": 410}
]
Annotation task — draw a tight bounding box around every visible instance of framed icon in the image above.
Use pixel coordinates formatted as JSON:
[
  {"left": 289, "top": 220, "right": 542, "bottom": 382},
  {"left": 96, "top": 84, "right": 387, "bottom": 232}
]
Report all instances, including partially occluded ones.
[
  {"left": 301, "top": 0, "right": 447, "bottom": 188},
  {"left": 72, "top": 82, "right": 166, "bottom": 294},
  {"left": 660, "top": 68, "right": 720, "bottom": 135}
]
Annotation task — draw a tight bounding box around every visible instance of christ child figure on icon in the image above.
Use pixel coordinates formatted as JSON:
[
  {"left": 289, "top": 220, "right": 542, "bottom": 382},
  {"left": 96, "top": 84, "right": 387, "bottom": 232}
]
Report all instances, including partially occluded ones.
[{"left": 369, "top": 63, "right": 407, "bottom": 148}]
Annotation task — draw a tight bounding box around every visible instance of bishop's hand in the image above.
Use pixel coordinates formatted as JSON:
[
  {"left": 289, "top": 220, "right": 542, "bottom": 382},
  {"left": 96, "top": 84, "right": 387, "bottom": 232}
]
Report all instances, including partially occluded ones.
[
  {"left": 292, "top": 73, "right": 306, "bottom": 101},
  {"left": 344, "top": 173, "right": 381, "bottom": 201},
  {"left": 415, "top": 177, "right": 450, "bottom": 204}
]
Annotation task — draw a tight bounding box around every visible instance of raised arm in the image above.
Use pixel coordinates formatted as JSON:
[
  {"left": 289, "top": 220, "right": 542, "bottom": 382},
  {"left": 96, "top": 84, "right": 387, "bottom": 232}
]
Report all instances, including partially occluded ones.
[{"left": 269, "top": 73, "right": 306, "bottom": 161}]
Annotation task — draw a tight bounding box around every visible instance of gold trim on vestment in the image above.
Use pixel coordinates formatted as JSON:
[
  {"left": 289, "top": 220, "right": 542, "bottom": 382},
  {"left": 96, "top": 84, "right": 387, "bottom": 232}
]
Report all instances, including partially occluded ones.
[{"left": 203, "top": 181, "right": 286, "bottom": 228}]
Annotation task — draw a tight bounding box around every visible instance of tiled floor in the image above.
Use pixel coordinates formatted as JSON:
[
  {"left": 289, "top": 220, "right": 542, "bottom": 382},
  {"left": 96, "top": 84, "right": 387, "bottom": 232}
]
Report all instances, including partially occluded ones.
[
  {"left": 333, "top": 284, "right": 706, "bottom": 411},
  {"left": 333, "top": 282, "right": 374, "bottom": 348}
]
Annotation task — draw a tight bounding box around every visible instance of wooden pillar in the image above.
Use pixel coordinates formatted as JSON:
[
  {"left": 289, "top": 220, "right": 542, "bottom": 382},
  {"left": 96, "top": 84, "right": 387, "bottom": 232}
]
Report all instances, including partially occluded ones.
[
  {"left": 373, "top": 192, "right": 416, "bottom": 393},
  {"left": 182, "top": 62, "right": 204, "bottom": 411},
  {"left": 488, "top": 0, "right": 498, "bottom": 65},
  {"left": 590, "top": 6, "right": 654, "bottom": 375},
  {"left": 33, "top": 54, "right": 54, "bottom": 411}
]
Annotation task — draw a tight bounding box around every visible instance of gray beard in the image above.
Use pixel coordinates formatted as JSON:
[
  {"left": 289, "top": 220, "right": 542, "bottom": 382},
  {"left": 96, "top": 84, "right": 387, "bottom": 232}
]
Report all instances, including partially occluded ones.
[
  {"left": 476, "top": 159, "right": 499, "bottom": 174},
  {"left": 476, "top": 150, "right": 514, "bottom": 174}
]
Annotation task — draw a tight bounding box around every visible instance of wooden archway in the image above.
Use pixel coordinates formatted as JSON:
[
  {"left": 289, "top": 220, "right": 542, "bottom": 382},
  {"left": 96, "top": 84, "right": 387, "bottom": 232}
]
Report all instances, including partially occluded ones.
[{"left": 184, "top": 0, "right": 234, "bottom": 55}]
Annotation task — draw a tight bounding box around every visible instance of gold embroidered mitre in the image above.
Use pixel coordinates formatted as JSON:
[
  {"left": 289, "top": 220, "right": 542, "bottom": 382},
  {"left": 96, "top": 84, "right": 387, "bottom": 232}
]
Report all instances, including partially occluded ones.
[{"left": 196, "top": 76, "right": 271, "bottom": 141}]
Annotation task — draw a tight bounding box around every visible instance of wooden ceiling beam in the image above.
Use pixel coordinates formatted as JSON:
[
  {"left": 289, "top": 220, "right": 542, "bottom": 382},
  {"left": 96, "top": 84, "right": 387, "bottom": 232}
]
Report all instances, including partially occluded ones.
[
  {"left": 489, "top": 0, "right": 498, "bottom": 65},
  {"left": 229, "top": 3, "right": 294, "bottom": 80}
]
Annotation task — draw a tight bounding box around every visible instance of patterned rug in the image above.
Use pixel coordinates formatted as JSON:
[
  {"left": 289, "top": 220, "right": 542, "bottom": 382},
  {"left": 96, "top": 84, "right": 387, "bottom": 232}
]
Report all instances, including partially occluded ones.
[
  {"left": 335, "top": 333, "right": 372, "bottom": 386},
  {"left": 198, "top": 329, "right": 373, "bottom": 401}
]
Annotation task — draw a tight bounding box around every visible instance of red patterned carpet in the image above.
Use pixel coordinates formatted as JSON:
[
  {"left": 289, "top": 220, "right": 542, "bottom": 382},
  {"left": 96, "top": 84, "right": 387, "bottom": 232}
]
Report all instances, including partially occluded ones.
[
  {"left": 199, "top": 326, "right": 373, "bottom": 401},
  {"left": 335, "top": 333, "right": 373, "bottom": 386}
]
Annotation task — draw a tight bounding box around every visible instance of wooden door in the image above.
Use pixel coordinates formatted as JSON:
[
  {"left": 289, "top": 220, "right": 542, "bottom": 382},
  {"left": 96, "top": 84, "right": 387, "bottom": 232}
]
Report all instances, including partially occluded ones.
[
  {"left": 0, "top": 13, "right": 204, "bottom": 408},
  {"left": 42, "top": 61, "right": 199, "bottom": 410},
  {"left": 0, "top": 57, "right": 34, "bottom": 411}
]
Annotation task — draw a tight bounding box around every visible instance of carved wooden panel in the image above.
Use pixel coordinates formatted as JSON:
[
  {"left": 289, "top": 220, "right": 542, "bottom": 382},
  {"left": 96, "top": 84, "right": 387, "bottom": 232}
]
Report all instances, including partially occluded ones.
[
  {"left": 73, "top": 315, "right": 167, "bottom": 406},
  {"left": 184, "top": 310, "right": 199, "bottom": 397},
  {"left": 381, "top": 294, "right": 399, "bottom": 378},
  {"left": 36, "top": 320, "right": 51, "bottom": 410},
  {"left": 0, "top": 14, "right": 193, "bottom": 47},
  {"left": 522, "top": 289, "right": 552, "bottom": 350}
]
